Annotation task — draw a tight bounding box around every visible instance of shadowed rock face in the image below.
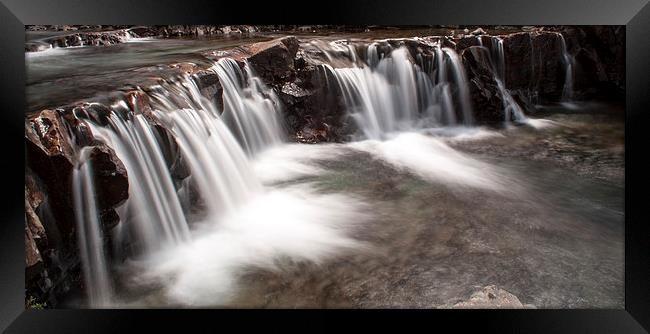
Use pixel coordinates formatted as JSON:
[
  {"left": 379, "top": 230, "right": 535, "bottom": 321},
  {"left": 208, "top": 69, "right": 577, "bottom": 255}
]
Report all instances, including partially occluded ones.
[
  {"left": 501, "top": 32, "right": 565, "bottom": 103},
  {"left": 246, "top": 37, "right": 300, "bottom": 84},
  {"left": 559, "top": 26, "right": 625, "bottom": 100},
  {"left": 24, "top": 108, "right": 130, "bottom": 306},
  {"left": 462, "top": 46, "right": 507, "bottom": 126}
]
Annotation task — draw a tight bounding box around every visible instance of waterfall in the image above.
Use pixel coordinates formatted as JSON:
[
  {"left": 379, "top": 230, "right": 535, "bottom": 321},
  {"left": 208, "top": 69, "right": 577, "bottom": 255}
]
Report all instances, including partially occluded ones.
[
  {"left": 213, "top": 58, "right": 285, "bottom": 155},
  {"left": 87, "top": 109, "right": 191, "bottom": 254},
  {"left": 153, "top": 107, "right": 263, "bottom": 219},
  {"left": 490, "top": 37, "right": 506, "bottom": 83},
  {"left": 73, "top": 56, "right": 285, "bottom": 303},
  {"left": 443, "top": 47, "right": 474, "bottom": 125},
  {"left": 557, "top": 33, "right": 574, "bottom": 101},
  {"left": 72, "top": 148, "right": 113, "bottom": 308},
  {"left": 323, "top": 42, "right": 474, "bottom": 140},
  {"left": 478, "top": 41, "right": 527, "bottom": 123}
]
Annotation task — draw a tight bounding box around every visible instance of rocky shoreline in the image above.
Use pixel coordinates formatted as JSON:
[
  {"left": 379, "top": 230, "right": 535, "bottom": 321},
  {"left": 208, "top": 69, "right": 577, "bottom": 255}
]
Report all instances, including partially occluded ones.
[{"left": 24, "top": 26, "right": 624, "bottom": 308}]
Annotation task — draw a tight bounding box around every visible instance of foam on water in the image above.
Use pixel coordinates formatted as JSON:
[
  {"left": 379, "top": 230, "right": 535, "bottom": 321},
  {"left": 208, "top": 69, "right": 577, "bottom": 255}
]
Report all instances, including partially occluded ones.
[
  {"left": 349, "top": 132, "right": 510, "bottom": 191},
  {"left": 123, "top": 183, "right": 369, "bottom": 306}
]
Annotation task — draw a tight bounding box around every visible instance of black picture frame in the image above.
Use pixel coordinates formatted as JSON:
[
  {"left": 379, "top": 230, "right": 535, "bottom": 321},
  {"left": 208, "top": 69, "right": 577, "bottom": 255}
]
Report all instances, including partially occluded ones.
[{"left": 1, "top": 0, "right": 648, "bottom": 332}]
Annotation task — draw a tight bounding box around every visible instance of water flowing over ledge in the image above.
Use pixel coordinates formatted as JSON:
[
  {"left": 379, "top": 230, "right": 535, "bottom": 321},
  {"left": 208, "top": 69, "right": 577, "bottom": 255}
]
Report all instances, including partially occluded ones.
[{"left": 24, "top": 26, "right": 625, "bottom": 308}]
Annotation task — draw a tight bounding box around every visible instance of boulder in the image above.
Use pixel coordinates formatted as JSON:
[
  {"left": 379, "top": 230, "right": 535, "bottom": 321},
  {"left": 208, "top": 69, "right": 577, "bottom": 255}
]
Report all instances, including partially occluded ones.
[
  {"left": 25, "top": 110, "right": 80, "bottom": 238},
  {"left": 26, "top": 109, "right": 130, "bottom": 236},
  {"left": 234, "top": 36, "right": 300, "bottom": 84},
  {"left": 85, "top": 144, "right": 129, "bottom": 229},
  {"left": 280, "top": 51, "right": 350, "bottom": 143}
]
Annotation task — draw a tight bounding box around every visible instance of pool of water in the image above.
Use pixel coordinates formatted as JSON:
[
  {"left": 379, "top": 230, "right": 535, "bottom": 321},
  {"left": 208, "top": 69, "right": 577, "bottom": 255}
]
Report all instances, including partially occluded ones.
[{"left": 103, "top": 104, "right": 623, "bottom": 309}]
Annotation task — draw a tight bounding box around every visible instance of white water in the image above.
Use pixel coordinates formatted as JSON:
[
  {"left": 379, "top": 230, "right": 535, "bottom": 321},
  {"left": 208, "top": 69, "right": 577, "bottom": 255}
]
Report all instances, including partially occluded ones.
[
  {"left": 476, "top": 43, "right": 527, "bottom": 123},
  {"left": 350, "top": 132, "right": 510, "bottom": 192},
  {"left": 322, "top": 42, "right": 474, "bottom": 140},
  {"left": 557, "top": 33, "right": 574, "bottom": 101},
  {"left": 88, "top": 109, "right": 191, "bottom": 254},
  {"left": 72, "top": 148, "right": 113, "bottom": 308},
  {"left": 154, "top": 107, "right": 262, "bottom": 219},
  {"left": 490, "top": 37, "right": 506, "bottom": 83},
  {"left": 213, "top": 58, "right": 285, "bottom": 155},
  {"left": 75, "top": 56, "right": 368, "bottom": 307},
  {"left": 68, "top": 35, "right": 575, "bottom": 307}
]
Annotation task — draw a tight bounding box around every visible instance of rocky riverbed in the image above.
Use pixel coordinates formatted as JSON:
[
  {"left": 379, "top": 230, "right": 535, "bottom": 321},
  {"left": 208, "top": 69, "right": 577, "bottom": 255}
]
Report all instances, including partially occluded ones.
[{"left": 24, "top": 25, "right": 625, "bottom": 309}]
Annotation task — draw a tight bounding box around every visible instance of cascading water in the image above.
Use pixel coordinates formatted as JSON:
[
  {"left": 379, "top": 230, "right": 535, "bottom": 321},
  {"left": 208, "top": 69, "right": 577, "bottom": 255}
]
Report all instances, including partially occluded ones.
[
  {"left": 213, "top": 58, "right": 285, "bottom": 155},
  {"left": 557, "top": 33, "right": 574, "bottom": 101},
  {"left": 86, "top": 109, "right": 191, "bottom": 254},
  {"left": 152, "top": 107, "right": 263, "bottom": 219},
  {"left": 73, "top": 56, "right": 286, "bottom": 305},
  {"left": 490, "top": 37, "right": 506, "bottom": 83},
  {"left": 479, "top": 39, "right": 527, "bottom": 123},
  {"left": 322, "top": 41, "right": 474, "bottom": 139},
  {"left": 72, "top": 148, "right": 113, "bottom": 307}
]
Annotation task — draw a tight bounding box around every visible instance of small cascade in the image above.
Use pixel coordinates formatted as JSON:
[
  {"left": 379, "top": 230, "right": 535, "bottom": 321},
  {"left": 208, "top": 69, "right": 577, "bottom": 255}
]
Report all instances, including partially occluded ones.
[
  {"left": 557, "top": 33, "right": 574, "bottom": 101},
  {"left": 442, "top": 48, "right": 474, "bottom": 125},
  {"left": 479, "top": 41, "right": 527, "bottom": 123},
  {"left": 153, "top": 107, "right": 263, "bottom": 219},
  {"left": 73, "top": 55, "right": 287, "bottom": 301},
  {"left": 322, "top": 41, "right": 474, "bottom": 140},
  {"left": 490, "top": 37, "right": 506, "bottom": 83},
  {"left": 72, "top": 147, "right": 113, "bottom": 307},
  {"left": 213, "top": 58, "right": 285, "bottom": 155},
  {"left": 86, "top": 108, "right": 191, "bottom": 254}
]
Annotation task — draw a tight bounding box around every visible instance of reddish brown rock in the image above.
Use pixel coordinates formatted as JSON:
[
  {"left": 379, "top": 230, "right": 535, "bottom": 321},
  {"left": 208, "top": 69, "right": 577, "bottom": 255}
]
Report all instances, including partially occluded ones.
[{"left": 228, "top": 36, "right": 300, "bottom": 84}]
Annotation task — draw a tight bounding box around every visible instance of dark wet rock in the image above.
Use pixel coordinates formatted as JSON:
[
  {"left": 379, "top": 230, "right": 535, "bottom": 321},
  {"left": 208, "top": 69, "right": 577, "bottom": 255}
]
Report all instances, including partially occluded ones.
[
  {"left": 25, "top": 225, "right": 44, "bottom": 280},
  {"left": 462, "top": 47, "right": 507, "bottom": 125},
  {"left": 281, "top": 51, "right": 352, "bottom": 143},
  {"left": 530, "top": 32, "right": 565, "bottom": 101},
  {"left": 85, "top": 144, "right": 129, "bottom": 226},
  {"left": 25, "top": 110, "right": 80, "bottom": 239},
  {"left": 554, "top": 26, "right": 625, "bottom": 100},
  {"left": 502, "top": 32, "right": 565, "bottom": 103},
  {"left": 25, "top": 195, "right": 48, "bottom": 250},
  {"left": 455, "top": 36, "right": 482, "bottom": 51},
  {"left": 195, "top": 71, "right": 224, "bottom": 110},
  {"left": 230, "top": 36, "right": 300, "bottom": 84},
  {"left": 510, "top": 89, "right": 537, "bottom": 114},
  {"left": 25, "top": 108, "right": 130, "bottom": 236}
]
